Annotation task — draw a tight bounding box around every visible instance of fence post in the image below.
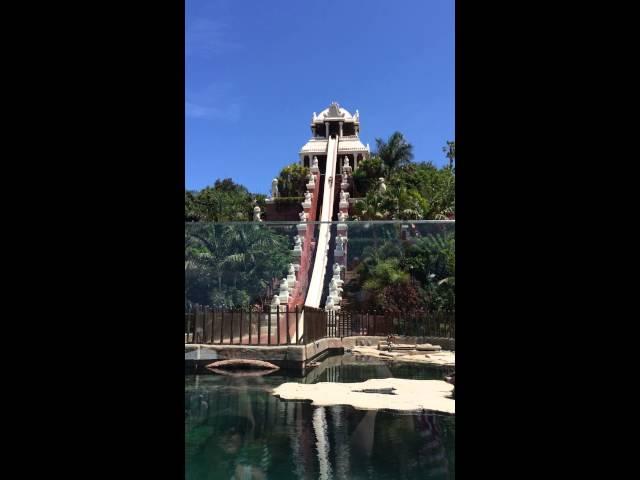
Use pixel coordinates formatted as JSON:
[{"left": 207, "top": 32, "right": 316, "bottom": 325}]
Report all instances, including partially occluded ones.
[
  {"left": 286, "top": 304, "right": 290, "bottom": 344},
  {"left": 269, "top": 305, "right": 273, "bottom": 345},
  {"left": 277, "top": 304, "right": 281, "bottom": 345},
  {"left": 373, "top": 310, "right": 377, "bottom": 336},
  {"left": 220, "top": 308, "right": 224, "bottom": 344}
]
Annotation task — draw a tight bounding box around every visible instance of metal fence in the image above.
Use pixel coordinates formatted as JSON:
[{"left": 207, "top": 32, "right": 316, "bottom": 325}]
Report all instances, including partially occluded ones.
[
  {"left": 186, "top": 305, "right": 455, "bottom": 346},
  {"left": 185, "top": 304, "right": 302, "bottom": 345},
  {"left": 330, "top": 310, "right": 455, "bottom": 339}
]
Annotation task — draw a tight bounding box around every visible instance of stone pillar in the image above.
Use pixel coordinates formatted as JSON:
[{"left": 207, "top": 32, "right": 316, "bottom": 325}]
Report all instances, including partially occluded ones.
[
  {"left": 311, "top": 125, "right": 316, "bottom": 137},
  {"left": 339, "top": 121, "right": 343, "bottom": 137},
  {"left": 325, "top": 122, "right": 329, "bottom": 138}
]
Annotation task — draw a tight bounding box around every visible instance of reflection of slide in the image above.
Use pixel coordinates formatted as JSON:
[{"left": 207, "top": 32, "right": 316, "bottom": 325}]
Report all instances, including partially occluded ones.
[
  {"left": 306, "top": 136, "right": 338, "bottom": 308},
  {"left": 351, "top": 409, "right": 377, "bottom": 457},
  {"left": 313, "top": 406, "right": 333, "bottom": 480}
]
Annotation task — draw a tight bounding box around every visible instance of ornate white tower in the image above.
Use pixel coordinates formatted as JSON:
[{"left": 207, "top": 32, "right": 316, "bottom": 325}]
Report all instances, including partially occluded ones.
[{"left": 299, "top": 102, "right": 370, "bottom": 173}]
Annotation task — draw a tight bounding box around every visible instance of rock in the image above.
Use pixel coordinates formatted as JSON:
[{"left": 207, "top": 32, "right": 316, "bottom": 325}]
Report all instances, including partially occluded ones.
[{"left": 272, "top": 378, "right": 455, "bottom": 413}]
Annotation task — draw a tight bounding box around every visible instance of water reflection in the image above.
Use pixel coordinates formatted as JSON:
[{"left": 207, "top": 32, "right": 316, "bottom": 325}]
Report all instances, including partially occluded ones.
[{"left": 185, "top": 356, "right": 455, "bottom": 480}]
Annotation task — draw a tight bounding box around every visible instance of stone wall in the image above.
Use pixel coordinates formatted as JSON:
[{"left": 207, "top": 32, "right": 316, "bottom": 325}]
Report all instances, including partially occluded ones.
[
  {"left": 185, "top": 334, "right": 454, "bottom": 375},
  {"left": 263, "top": 200, "right": 302, "bottom": 221}
]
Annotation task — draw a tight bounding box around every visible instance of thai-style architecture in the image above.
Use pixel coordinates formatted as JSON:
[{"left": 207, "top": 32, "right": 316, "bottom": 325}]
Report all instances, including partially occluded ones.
[
  {"left": 299, "top": 102, "right": 370, "bottom": 173},
  {"left": 262, "top": 102, "right": 368, "bottom": 315}
]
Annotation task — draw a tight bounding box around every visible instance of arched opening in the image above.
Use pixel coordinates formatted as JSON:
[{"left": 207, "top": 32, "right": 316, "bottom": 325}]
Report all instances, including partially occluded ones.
[{"left": 303, "top": 156, "right": 310, "bottom": 168}]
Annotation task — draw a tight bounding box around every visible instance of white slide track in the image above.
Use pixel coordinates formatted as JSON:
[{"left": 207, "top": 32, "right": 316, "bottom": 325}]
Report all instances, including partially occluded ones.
[{"left": 305, "top": 136, "right": 338, "bottom": 309}]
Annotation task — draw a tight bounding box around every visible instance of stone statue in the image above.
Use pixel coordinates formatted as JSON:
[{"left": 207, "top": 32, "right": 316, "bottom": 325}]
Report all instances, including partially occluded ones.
[
  {"left": 340, "top": 190, "right": 347, "bottom": 202},
  {"left": 312, "top": 156, "right": 319, "bottom": 168},
  {"left": 333, "top": 263, "right": 341, "bottom": 275},
  {"left": 304, "top": 191, "right": 312, "bottom": 203},
  {"left": 271, "top": 178, "right": 279, "bottom": 198},
  {"left": 379, "top": 177, "right": 387, "bottom": 193},
  {"left": 336, "top": 235, "right": 344, "bottom": 251},
  {"left": 299, "top": 211, "right": 307, "bottom": 222},
  {"left": 253, "top": 205, "right": 262, "bottom": 222},
  {"left": 338, "top": 211, "right": 347, "bottom": 222},
  {"left": 289, "top": 264, "right": 295, "bottom": 275},
  {"left": 294, "top": 236, "right": 302, "bottom": 247},
  {"left": 343, "top": 156, "right": 350, "bottom": 168},
  {"left": 325, "top": 297, "right": 334, "bottom": 311}
]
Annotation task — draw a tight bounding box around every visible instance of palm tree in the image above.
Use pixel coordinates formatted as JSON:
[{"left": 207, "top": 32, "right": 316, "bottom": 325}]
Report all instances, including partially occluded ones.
[
  {"left": 353, "top": 193, "right": 389, "bottom": 221},
  {"left": 185, "top": 224, "right": 291, "bottom": 308},
  {"left": 375, "top": 132, "right": 414, "bottom": 173},
  {"left": 443, "top": 141, "right": 455, "bottom": 170}
]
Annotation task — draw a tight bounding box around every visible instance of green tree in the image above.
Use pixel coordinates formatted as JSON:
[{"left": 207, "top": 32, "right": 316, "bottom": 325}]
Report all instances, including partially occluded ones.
[
  {"left": 185, "top": 224, "right": 292, "bottom": 308},
  {"left": 353, "top": 192, "right": 389, "bottom": 220},
  {"left": 375, "top": 131, "right": 414, "bottom": 173},
  {"left": 443, "top": 140, "right": 455, "bottom": 170},
  {"left": 186, "top": 179, "right": 256, "bottom": 222},
  {"left": 276, "top": 163, "right": 310, "bottom": 197},
  {"left": 390, "top": 163, "right": 455, "bottom": 219},
  {"left": 352, "top": 156, "right": 385, "bottom": 196}
]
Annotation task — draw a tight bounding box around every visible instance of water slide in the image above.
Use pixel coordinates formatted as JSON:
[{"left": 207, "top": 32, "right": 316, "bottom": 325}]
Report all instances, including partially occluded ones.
[{"left": 305, "top": 136, "right": 338, "bottom": 308}]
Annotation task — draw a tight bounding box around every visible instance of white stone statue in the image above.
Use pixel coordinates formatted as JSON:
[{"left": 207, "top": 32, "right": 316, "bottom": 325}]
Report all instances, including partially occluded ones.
[
  {"left": 335, "top": 235, "right": 344, "bottom": 251},
  {"left": 294, "top": 235, "right": 302, "bottom": 248},
  {"left": 299, "top": 211, "right": 308, "bottom": 222},
  {"left": 271, "top": 178, "right": 279, "bottom": 198},
  {"left": 333, "top": 263, "right": 341, "bottom": 275},
  {"left": 253, "top": 205, "right": 262, "bottom": 222},
  {"left": 338, "top": 211, "right": 347, "bottom": 222},
  {"left": 343, "top": 156, "right": 350, "bottom": 168},
  {"left": 271, "top": 295, "right": 281, "bottom": 308},
  {"left": 308, "top": 173, "right": 315, "bottom": 185},
  {"left": 379, "top": 177, "right": 387, "bottom": 193},
  {"left": 312, "top": 156, "right": 319, "bottom": 168},
  {"left": 340, "top": 190, "right": 347, "bottom": 202},
  {"left": 325, "top": 297, "right": 335, "bottom": 311},
  {"left": 279, "top": 278, "right": 290, "bottom": 303},
  {"left": 289, "top": 264, "right": 295, "bottom": 275},
  {"left": 304, "top": 191, "right": 312, "bottom": 203}
]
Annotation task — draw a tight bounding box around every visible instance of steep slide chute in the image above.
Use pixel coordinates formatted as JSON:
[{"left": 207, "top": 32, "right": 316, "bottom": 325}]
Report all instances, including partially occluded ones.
[{"left": 305, "top": 135, "right": 338, "bottom": 308}]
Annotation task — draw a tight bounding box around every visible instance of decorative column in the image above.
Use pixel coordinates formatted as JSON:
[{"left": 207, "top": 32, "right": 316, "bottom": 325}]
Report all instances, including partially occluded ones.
[
  {"left": 325, "top": 122, "right": 329, "bottom": 138},
  {"left": 339, "top": 121, "right": 343, "bottom": 137},
  {"left": 306, "top": 172, "right": 316, "bottom": 192},
  {"left": 311, "top": 156, "right": 320, "bottom": 174}
]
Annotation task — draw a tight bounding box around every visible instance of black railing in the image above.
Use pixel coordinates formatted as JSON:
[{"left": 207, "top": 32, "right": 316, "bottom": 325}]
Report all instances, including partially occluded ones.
[
  {"left": 185, "top": 304, "right": 301, "bottom": 345},
  {"left": 302, "top": 306, "right": 327, "bottom": 344},
  {"left": 328, "top": 310, "right": 455, "bottom": 339},
  {"left": 185, "top": 305, "right": 455, "bottom": 346}
]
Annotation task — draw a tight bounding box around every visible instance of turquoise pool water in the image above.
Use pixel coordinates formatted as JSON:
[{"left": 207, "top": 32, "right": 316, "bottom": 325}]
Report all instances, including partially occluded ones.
[{"left": 186, "top": 354, "right": 455, "bottom": 480}]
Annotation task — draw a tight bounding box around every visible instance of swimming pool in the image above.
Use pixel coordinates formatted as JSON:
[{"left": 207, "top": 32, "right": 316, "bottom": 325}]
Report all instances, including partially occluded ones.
[{"left": 185, "top": 354, "right": 455, "bottom": 480}]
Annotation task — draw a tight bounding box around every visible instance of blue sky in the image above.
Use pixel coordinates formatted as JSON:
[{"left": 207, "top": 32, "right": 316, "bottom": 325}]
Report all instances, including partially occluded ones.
[{"left": 186, "top": 0, "right": 454, "bottom": 194}]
